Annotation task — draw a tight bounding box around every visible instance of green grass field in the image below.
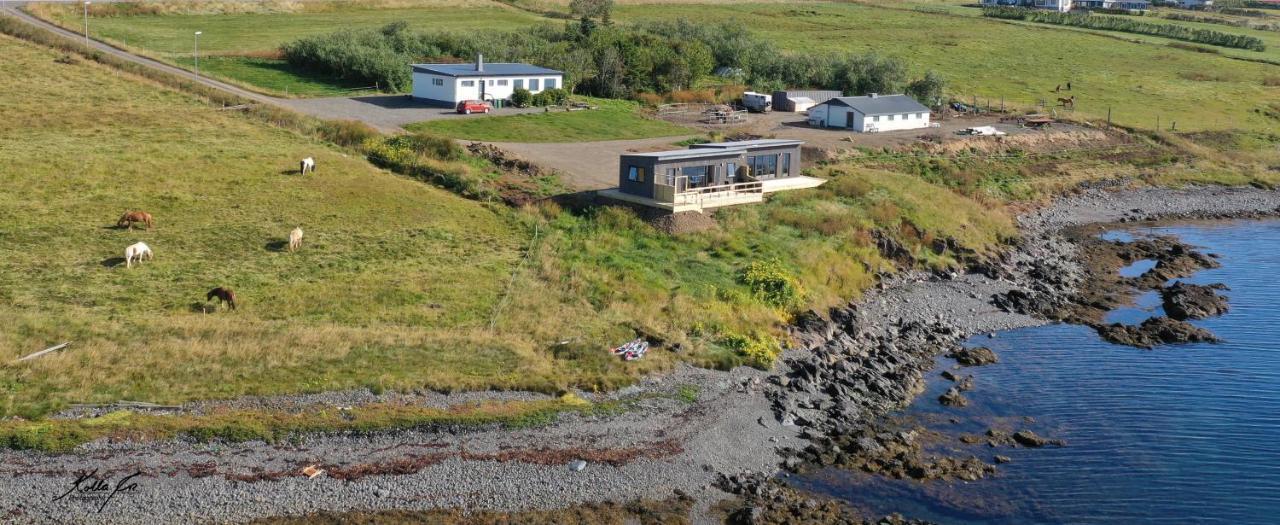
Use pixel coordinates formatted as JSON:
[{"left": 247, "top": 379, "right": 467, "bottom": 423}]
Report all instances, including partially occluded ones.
[
  {"left": 613, "top": 2, "right": 1280, "bottom": 132},
  {"left": 0, "top": 33, "right": 618, "bottom": 418},
  {"left": 406, "top": 99, "right": 694, "bottom": 142},
  {"left": 26, "top": 0, "right": 1280, "bottom": 131},
  {"left": 171, "top": 55, "right": 383, "bottom": 97}
]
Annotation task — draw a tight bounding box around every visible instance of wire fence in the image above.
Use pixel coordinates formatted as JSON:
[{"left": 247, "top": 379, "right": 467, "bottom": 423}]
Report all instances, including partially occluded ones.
[{"left": 487, "top": 222, "right": 541, "bottom": 333}]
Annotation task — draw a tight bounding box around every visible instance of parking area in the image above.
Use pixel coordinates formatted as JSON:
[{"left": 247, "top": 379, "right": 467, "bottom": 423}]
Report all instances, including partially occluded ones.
[
  {"left": 278, "top": 95, "right": 547, "bottom": 132},
  {"left": 663, "top": 110, "right": 1088, "bottom": 153}
]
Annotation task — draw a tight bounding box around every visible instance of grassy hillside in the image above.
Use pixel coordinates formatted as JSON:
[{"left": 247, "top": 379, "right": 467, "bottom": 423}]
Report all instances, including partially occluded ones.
[
  {"left": 0, "top": 33, "right": 550, "bottom": 417},
  {"left": 614, "top": 2, "right": 1280, "bottom": 132},
  {"left": 26, "top": 0, "right": 1280, "bottom": 131}
]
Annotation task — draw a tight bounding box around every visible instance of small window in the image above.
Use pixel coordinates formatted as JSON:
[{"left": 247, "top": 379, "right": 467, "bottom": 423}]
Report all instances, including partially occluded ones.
[
  {"left": 497, "top": 79, "right": 508, "bottom": 86},
  {"left": 432, "top": 78, "right": 444, "bottom": 86},
  {"left": 529, "top": 78, "right": 540, "bottom": 91},
  {"left": 873, "top": 115, "right": 880, "bottom": 122},
  {"left": 888, "top": 114, "right": 895, "bottom": 121},
  {"left": 628, "top": 166, "right": 646, "bottom": 182},
  {"left": 515, "top": 79, "right": 525, "bottom": 89},
  {"left": 545, "top": 78, "right": 558, "bottom": 90},
  {"left": 917, "top": 112, "right": 924, "bottom": 119},
  {"left": 461, "top": 80, "right": 475, "bottom": 87},
  {"left": 487, "top": 79, "right": 495, "bottom": 86}
]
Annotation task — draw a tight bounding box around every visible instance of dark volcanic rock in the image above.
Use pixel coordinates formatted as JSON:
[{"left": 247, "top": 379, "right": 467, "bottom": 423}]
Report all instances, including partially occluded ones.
[
  {"left": 938, "top": 387, "right": 969, "bottom": 408},
  {"left": 1095, "top": 316, "right": 1220, "bottom": 348},
  {"left": 1160, "top": 282, "right": 1229, "bottom": 321},
  {"left": 993, "top": 455, "right": 1012, "bottom": 464},
  {"left": 1012, "top": 430, "right": 1051, "bottom": 447},
  {"left": 947, "top": 346, "right": 998, "bottom": 367}
]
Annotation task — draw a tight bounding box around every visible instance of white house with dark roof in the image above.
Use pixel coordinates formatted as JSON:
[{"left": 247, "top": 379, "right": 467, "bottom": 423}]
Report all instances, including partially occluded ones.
[
  {"left": 809, "top": 94, "right": 931, "bottom": 133},
  {"left": 410, "top": 54, "right": 564, "bottom": 106}
]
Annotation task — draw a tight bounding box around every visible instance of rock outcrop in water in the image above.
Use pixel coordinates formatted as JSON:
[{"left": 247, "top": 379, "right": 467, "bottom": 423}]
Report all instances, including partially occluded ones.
[
  {"left": 1160, "top": 282, "right": 1230, "bottom": 321},
  {"left": 717, "top": 472, "right": 939, "bottom": 525},
  {"left": 947, "top": 346, "right": 999, "bottom": 366},
  {"left": 1094, "top": 316, "right": 1220, "bottom": 349}
]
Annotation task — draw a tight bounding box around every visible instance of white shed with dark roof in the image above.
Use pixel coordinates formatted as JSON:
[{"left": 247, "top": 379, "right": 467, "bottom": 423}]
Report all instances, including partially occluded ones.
[
  {"left": 810, "top": 94, "right": 931, "bottom": 133},
  {"left": 410, "top": 54, "right": 564, "bottom": 107}
]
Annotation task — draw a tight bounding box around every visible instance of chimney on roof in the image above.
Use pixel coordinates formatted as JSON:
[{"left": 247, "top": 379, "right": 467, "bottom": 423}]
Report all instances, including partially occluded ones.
[
  {"left": 476, "top": 54, "right": 484, "bottom": 72},
  {"left": 868, "top": 93, "right": 878, "bottom": 98}
]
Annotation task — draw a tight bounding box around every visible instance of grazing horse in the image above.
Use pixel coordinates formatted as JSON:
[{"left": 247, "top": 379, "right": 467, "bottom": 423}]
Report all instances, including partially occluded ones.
[
  {"left": 299, "top": 157, "right": 316, "bottom": 175},
  {"left": 1057, "top": 96, "right": 1075, "bottom": 108},
  {"left": 117, "top": 211, "right": 154, "bottom": 230},
  {"left": 288, "top": 227, "right": 304, "bottom": 252},
  {"left": 206, "top": 287, "right": 237, "bottom": 311},
  {"left": 124, "top": 242, "right": 152, "bottom": 268}
]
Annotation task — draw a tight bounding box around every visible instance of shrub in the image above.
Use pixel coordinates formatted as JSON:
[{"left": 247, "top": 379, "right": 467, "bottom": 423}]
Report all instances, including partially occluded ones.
[
  {"left": 719, "top": 332, "right": 781, "bottom": 370},
  {"left": 530, "top": 88, "right": 569, "bottom": 107},
  {"left": 982, "top": 7, "right": 1266, "bottom": 51},
  {"left": 510, "top": 87, "right": 533, "bottom": 108},
  {"left": 316, "top": 119, "right": 380, "bottom": 148},
  {"left": 739, "top": 260, "right": 804, "bottom": 310}
]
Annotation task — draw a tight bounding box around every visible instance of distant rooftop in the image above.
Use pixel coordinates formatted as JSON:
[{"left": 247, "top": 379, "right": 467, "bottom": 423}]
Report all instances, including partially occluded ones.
[
  {"left": 411, "top": 63, "right": 563, "bottom": 78},
  {"left": 690, "top": 139, "right": 804, "bottom": 150},
  {"left": 624, "top": 139, "right": 804, "bottom": 161},
  {"left": 824, "top": 94, "right": 929, "bottom": 116}
]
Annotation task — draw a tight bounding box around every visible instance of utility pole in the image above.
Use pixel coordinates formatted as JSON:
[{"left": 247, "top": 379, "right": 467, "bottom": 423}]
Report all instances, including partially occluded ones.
[
  {"left": 194, "top": 31, "right": 202, "bottom": 76},
  {"left": 83, "top": 1, "right": 91, "bottom": 46}
]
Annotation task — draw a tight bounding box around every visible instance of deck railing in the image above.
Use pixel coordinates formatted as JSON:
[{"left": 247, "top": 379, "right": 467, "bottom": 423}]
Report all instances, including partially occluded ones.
[{"left": 652, "top": 178, "right": 764, "bottom": 205}]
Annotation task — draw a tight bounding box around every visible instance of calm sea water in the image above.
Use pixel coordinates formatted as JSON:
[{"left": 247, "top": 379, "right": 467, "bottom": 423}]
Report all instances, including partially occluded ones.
[{"left": 790, "top": 220, "right": 1280, "bottom": 524}]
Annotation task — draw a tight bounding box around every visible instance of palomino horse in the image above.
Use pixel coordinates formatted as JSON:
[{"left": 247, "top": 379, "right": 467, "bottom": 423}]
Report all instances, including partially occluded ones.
[
  {"left": 124, "top": 242, "right": 152, "bottom": 268},
  {"left": 1057, "top": 96, "right": 1075, "bottom": 109},
  {"left": 117, "top": 211, "right": 154, "bottom": 230},
  {"left": 299, "top": 157, "right": 316, "bottom": 175},
  {"left": 288, "top": 227, "right": 303, "bottom": 252},
  {"left": 206, "top": 287, "right": 237, "bottom": 311}
]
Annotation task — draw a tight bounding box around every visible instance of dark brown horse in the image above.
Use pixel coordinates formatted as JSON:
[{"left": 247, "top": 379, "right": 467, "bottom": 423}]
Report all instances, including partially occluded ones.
[
  {"left": 117, "top": 211, "right": 154, "bottom": 230},
  {"left": 206, "top": 287, "right": 237, "bottom": 311}
]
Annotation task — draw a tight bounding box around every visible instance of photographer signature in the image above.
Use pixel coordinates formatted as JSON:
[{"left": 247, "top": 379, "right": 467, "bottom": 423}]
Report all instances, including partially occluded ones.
[{"left": 52, "top": 469, "right": 141, "bottom": 512}]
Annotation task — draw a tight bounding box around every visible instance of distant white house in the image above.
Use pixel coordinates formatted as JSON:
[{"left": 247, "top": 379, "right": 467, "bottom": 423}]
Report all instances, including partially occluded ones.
[
  {"left": 1175, "top": 0, "right": 1212, "bottom": 8},
  {"left": 981, "top": 0, "right": 1073, "bottom": 12},
  {"left": 809, "top": 94, "right": 931, "bottom": 133},
  {"left": 982, "top": 0, "right": 1151, "bottom": 10},
  {"left": 411, "top": 54, "right": 564, "bottom": 107}
]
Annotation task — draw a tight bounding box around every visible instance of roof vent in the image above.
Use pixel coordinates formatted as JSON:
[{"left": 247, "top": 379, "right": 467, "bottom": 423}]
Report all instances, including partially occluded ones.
[
  {"left": 476, "top": 54, "right": 484, "bottom": 72},
  {"left": 868, "top": 92, "right": 878, "bottom": 98}
]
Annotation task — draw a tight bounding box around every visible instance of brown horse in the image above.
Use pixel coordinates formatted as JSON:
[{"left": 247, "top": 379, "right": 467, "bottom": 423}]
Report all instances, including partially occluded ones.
[
  {"left": 1057, "top": 96, "right": 1076, "bottom": 108},
  {"left": 206, "top": 287, "right": 237, "bottom": 311},
  {"left": 117, "top": 211, "right": 154, "bottom": 230}
]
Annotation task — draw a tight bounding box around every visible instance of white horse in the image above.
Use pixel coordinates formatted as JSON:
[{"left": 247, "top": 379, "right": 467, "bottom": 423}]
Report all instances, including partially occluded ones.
[
  {"left": 300, "top": 157, "right": 316, "bottom": 175},
  {"left": 288, "top": 227, "right": 303, "bottom": 252},
  {"left": 125, "top": 242, "right": 153, "bottom": 268}
]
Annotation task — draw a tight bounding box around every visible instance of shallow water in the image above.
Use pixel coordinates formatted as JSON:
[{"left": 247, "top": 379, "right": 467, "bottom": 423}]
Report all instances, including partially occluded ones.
[{"left": 792, "top": 220, "right": 1280, "bottom": 524}]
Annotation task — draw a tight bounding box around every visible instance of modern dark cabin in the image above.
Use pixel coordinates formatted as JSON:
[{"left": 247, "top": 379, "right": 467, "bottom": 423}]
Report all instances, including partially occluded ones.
[{"left": 601, "top": 139, "right": 824, "bottom": 213}]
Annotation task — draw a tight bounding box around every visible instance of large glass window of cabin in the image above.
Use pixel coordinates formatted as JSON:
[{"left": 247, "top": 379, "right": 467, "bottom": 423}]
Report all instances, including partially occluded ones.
[
  {"left": 627, "top": 166, "right": 645, "bottom": 182},
  {"left": 782, "top": 153, "right": 791, "bottom": 177},
  {"left": 682, "top": 165, "right": 711, "bottom": 187}
]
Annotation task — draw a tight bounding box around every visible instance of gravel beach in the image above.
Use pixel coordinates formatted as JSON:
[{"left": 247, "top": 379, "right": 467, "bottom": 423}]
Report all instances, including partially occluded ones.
[{"left": 6, "top": 186, "right": 1279, "bottom": 524}]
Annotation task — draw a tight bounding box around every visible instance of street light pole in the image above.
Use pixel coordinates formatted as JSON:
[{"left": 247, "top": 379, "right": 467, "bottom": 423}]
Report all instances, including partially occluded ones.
[
  {"left": 194, "top": 31, "right": 202, "bottom": 76},
  {"left": 83, "top": 1, "right": 91, "bottom": 46}
]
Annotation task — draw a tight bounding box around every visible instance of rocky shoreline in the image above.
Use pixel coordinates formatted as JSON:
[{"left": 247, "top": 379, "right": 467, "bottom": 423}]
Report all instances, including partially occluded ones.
[{"left": 5, "top": 186, "right": 1280, "bottom": 524}]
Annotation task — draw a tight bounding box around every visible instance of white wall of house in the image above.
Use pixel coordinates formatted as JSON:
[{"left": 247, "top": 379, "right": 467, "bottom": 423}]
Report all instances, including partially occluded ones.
[
  {"left": 815, "top": 104, "right": 931, "bottom": 133},
  {"left": 859, "top": 111, "right": 931, "bottom": 133},
  {"left": 412, "top": 72, "right": 563, "bottom": 104}
]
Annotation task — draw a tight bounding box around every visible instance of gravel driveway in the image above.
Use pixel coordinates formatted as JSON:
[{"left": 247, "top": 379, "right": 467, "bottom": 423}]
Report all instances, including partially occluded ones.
[{"left": 280, "top": 96, "right": 548, "bottom": 132}]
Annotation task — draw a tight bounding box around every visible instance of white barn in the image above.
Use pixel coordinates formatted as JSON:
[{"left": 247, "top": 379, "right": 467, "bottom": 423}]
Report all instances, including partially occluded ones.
[
  {"left": 411, "top": 55, "right": 564, "bottom": 107},
  {"left": 809, "top": 94, "right": 931, "bottom": 133}
]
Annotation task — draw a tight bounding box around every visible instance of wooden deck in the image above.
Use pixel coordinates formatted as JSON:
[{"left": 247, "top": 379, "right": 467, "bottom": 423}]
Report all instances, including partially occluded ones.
[{"left": 600, "top": 176, "right": 825, "bottom": 214}]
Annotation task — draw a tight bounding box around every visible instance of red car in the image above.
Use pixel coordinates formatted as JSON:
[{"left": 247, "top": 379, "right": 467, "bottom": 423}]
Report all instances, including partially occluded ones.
[{"left": 456, "top": 100, "right": 492, "bottom": 115}]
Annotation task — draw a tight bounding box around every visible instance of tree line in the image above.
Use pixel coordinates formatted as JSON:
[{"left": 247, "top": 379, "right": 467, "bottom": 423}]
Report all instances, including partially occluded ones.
[
  {"left": 280, "top": 20, "right": 945, "bottom": 103},
  {"left": 982, "top": 7, "right": 1266, "bottom": 51}
]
